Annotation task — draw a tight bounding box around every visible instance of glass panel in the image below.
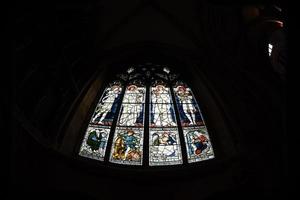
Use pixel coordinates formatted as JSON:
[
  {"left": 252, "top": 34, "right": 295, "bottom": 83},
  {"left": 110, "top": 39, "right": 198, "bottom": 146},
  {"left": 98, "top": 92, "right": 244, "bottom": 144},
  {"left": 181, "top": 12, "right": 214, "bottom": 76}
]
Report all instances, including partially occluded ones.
[
  {"left": 174, "top": 85, "right": 195, "bottom": 104},
  {"left": 110, "top": 83, "right": 145, "bottom": 166},
  {"left": 90, "top": 82, "right": 122, "bottom": 125},
  {"left": 149, "top": 128, "right": 182, "bottom": 166},
  {"left": 174, "top": 84, "right": 204, "bottom": 127},
  {"left": 150, "top": 111, "right": 176, "bottom": 127},
  {"left": 177, "top": 104, "right": 204, "bottom": 127},
  {"left": 79, "top": 81, "right": 122, "bottom": 161},
  {"left": 91, "top": 105, "right": 118, "bottom": 126},
  {"left": 151, "top": 85, "right": 172, "bottom": 104},
  {"left": 118, "top": 110, "right": 144, "bottom": 127},
  {"left": 150, "top": 84, "right": 176, "bottom": 127},
  {"left": 110, "top": 127, "right": 143, "bottom": 165},
  {"left": 118, "top": 103, "right": 145, "bottom": 127},
  {"left": 119, "top": 103, "right": 145, "bottom": 113},
  {"left": 183, "top": 126, "right": 214, "bottom": 163},
  {"left": 122, "top": 87, "right": 146, "bottom": 103},
  {"left": 149, "top": 83, "right": 182, "bottom": 165},
  {"left": 174, "top": 82, "right": 215, "bottom": 163},
  {"left": 117, "top": 84, "right": 146, "bottom": 127},
  {"left": 79, "top": 125, "right": 111, "bottom": 161}
]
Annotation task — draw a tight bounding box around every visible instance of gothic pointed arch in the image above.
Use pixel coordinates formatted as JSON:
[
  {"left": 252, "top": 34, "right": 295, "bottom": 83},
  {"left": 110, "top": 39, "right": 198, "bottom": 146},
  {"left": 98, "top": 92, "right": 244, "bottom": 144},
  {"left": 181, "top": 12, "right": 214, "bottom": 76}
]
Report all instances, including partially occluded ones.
[{"left": 79, "top": 64, "right": 215, "bottom": 166}]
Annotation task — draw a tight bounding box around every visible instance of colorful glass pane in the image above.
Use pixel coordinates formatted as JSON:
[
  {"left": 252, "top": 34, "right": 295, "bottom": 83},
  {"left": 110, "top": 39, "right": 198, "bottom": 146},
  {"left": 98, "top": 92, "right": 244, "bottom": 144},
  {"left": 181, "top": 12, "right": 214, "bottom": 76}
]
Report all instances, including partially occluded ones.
[
  {"left": 80, "top": 67, "right": 215, "bottom": 166},
  {"left": 151, "top": 86, "right": 171, "bottom": 104},
  {"left": 150, "top": 84, "right": 176, "bottom": 127},
  {"left": 149, "top": 83, "right": 182, "bottom": 165},
  {"left": 122, "top": 87, "right": 146, "bottom": 104},
  {"left": 110, "top": 83, "right": 145, "bottom": 165},
  {"left": 110, "top": 127, "right": 143, "bottom": 165},
  {"left": 173, "top": 84, "right": 204, "bottom": 127},
  {"left": 79, "top": 82, "right": 122, "bottom": 161},
  {"left": 183, "top": 126, "right": 214, "bottom": 163},
  {"left": 90, "top": 83, "right": 122, "bottom": 126},
  {"left": 174, "top": 82, "right": 214, "bottom": 163},
  {"left": 79, "top": 126, "right": 110, "bottom": 161},
  {"left": 117, "top": 84, "right": 145, "bottom": 127},
  {"left": 149, "top": 128, "right": 182, "bottom": 166}
]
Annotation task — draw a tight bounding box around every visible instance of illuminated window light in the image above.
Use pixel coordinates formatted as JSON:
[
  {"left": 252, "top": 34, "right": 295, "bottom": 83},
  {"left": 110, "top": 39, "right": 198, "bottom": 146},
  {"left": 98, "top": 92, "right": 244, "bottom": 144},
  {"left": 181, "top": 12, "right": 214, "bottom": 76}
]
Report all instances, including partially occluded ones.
[{"left": 268, "top": 43, "right": 273, "bottom": 56}]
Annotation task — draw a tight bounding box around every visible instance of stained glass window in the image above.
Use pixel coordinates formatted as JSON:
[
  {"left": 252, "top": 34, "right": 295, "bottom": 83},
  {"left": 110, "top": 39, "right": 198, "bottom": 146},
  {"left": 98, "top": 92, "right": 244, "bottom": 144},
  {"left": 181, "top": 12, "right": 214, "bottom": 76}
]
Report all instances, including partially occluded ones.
[
  {"left": 110, "top": 127, "right": 144, "bottom": 165},
  {"left": 79, "top": 65, "right": 215, "bottom": 166},
  {"left": 174, "top": 82, "right": 214, "bottom": 163},
  {"left": 110, "top": 81, "right": 145, "bottom": 165},
  {"left": 79, "top": 81, "right": 122, "bottom": 161},
  {"left": 149, "top": 81, "right": 182, "bottom": 166}
]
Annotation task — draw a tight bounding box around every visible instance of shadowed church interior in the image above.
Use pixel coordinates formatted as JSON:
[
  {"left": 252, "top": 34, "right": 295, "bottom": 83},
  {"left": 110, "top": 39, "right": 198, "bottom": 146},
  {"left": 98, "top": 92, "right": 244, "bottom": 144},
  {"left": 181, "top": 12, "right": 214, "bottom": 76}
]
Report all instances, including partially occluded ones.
[{"left": 10, "top": 0, "right": 287, "bottom": 199}]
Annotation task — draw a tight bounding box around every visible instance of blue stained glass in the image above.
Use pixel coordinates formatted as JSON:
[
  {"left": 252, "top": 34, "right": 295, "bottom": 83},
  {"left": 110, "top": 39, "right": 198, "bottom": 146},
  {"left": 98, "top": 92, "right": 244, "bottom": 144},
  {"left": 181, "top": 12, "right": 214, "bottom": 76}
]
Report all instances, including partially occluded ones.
[
  {"left": 183, "top": 127, "right": 214, "bottom": 163},
  {"left": 79, "top": 82, "right": 122, "bottom": 161},
  {"left": 91, "top": 83, "right": 122, "bottom": 126}
]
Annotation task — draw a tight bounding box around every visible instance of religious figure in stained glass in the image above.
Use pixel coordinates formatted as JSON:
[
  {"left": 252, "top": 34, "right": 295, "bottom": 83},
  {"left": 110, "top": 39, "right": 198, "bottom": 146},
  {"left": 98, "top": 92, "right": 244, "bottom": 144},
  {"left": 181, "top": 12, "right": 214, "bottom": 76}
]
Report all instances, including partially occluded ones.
[
  {"left": 118, "top": 85, "right": 145, "bottom": 126},
  {"left": 151, "top": 84, "right": 176, "bottom": 127},
  {"left": 111, "top": 128, "right": 143, "bottom": 164},
  {"left": 86, "top": 129, "right": 103, "bottom": 151},
  {"left": 80, "top": 66, "right": 215, "bottom": 166},
  {"left": 153, "top": 132, "right": 175, "bottom": 145},
  {"left": 149, "top": 129, "right": 182, "bottom": 165},
  {"left": 91, "top": 84, "right": 122, "bottom": 125},
  {"left": 189, "top": 131, "right": 208, "bottom": 155},
  {"left": 184, "top": 127, "right": 214, "bottom": 163},
  {"left": 79, "top": 126, "right": 110, "bottom": 161},
  {"left": 174, "top": 85, "right": 203, "bottom": 126}
]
